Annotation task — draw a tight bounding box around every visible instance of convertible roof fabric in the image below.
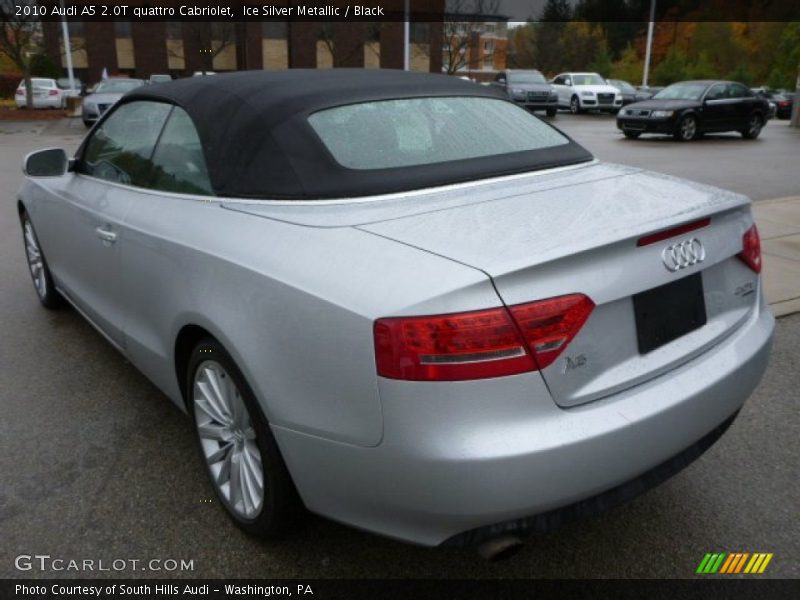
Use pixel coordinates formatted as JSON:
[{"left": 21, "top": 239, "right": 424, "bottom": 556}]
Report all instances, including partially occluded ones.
[{"left": 122, "top": 69, "right": 593, "bottom": 200}]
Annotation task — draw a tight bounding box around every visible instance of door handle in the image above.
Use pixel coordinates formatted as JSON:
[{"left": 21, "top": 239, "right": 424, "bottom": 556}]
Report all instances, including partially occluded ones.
[{"left": 95, "top": 226, "right": 117, "bottom": 244}]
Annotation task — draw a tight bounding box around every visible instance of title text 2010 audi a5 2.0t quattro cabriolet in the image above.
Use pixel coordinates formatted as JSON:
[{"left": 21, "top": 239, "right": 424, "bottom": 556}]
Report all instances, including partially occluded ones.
[{"left": 17, "top": 70, "right": 773, "bottom": 558}]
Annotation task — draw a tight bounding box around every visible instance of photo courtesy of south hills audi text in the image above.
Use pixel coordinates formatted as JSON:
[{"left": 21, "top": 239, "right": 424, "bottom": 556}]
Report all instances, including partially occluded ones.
[{"left": 14, "top": 584, "right": 315, "bottom": 597}]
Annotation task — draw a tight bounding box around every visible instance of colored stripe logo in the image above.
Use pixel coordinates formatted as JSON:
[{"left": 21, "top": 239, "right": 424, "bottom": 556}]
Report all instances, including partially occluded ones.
[{"left": 696, "top": 552, "right": 773, "bottom": 574}]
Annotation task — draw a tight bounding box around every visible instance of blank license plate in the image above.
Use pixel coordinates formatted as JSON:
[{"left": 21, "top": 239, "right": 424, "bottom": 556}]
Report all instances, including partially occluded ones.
[{"left": 633, "top": 273, "right": 707, "bottom": 354}]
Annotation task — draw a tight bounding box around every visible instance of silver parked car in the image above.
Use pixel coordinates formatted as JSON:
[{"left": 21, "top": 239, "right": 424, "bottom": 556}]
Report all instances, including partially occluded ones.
[
  {"left": 81, "top": 78, "right": 145, "bottom": 127},
  {"left": 18, "top": 71, "right": 773, "bottom": 555}
]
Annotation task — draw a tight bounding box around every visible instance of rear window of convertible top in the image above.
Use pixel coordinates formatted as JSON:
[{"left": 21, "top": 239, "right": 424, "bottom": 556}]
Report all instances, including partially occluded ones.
[{"left": 307, "top": 96, "right": 569, "bottom": 171}]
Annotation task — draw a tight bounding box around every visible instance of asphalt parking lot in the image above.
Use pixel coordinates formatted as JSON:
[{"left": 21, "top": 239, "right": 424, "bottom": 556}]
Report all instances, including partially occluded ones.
[{"left": 1, "top": 115, "right": 798, "bottom": 579}]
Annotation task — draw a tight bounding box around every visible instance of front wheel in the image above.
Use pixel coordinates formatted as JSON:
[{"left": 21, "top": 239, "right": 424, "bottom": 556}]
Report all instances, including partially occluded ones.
[
  {"left": 188, "top": 338, "right": 300, "bottom": 538},
  {"left": 569, "top": 95, "right": 582, "bottom": 114},
  {"left": 741, "top": 114, "right": 763, "bottom": 139},
  {"left": 546, "top": 107, "right": 557, "bottom": 117},
  {"left": 623, "top": 130, "right": 641, "bottom": 139},
  {"left": 20, "top": 213, "right": 63, "bottom": 309},
  {"left": 674, "top": 115, "right": 698, "bottom": 141}
]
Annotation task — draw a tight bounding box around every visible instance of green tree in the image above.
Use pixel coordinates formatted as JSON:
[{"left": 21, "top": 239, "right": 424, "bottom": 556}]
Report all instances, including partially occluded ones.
[
  {"left": 652, "top": 47, "right": 688, "bottom": 86},
  {"left": 686, "top": 51, "right": 715, "bottom": 80},
  {"left": 726, "top": 64, "right": 752, "bottom": 86},
  {"left": 610, "top": 44, "right": 644, "bottom": 83},
  {"left": 589, "top": 47, "right": 613, "bottom": 77},
  {"left": 559, "top": 22, "right": 609, "bottom": 73}
]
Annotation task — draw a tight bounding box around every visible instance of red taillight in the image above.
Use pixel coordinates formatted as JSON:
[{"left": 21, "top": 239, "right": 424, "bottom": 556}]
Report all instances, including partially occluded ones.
[
  {"left": 48, "top": 89, "right": 59, "bottom": 96},
  {"left": 508, "top": 294, "right": 595, "bottom": 369},
  {"left": 637, "top": 218, "right": 711, "bottom": 247},
  {"left": 738, "top": 224, "right": 762, "bottom": 273},
  {"left": 374, "top": 294, "right": 594, "bottom": 381},
  {"left": 779, "top": 101, "right": 790, "bottom": 107}
]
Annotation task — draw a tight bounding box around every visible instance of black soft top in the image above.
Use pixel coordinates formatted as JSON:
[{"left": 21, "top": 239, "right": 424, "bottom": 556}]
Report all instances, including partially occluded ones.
[{"left": 122, "top": 69, "right": 592, "bottom": 200}]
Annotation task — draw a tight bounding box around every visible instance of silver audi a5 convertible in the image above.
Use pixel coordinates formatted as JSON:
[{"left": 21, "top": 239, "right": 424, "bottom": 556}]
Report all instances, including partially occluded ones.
[{"left": 17, "top": 70, "right": 773, "bottom": 552}]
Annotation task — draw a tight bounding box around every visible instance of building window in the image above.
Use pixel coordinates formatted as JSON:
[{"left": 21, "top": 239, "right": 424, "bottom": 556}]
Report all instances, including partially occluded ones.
[
  {"left": 262, "top": 22, "right": 287, "bottom": 40},
  {"left": 114, "top": 22, "right": 131, "bottom": 38},
  {"left": 166, "top": 22, "right": 182, "bottom": 40}
]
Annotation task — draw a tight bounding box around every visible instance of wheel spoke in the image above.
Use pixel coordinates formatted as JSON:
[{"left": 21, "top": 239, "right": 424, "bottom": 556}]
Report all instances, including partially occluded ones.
[
  {"left": 206, "top": 441, "right": 233, "bottom": 463},
  {"left": 229, "top": 452, "right": 243, "bottom": 509},
  {"left": 197, "top": 421, "right": 228, "bottom": 442},
  {"left": 204, "top": 368, "right": 232, "bottom": 421},
  {"left": 216, "top": 445, "right": 233, "bottom": 486},
  {"left": 194, "top": 393, "right": 229, "bottom": 426}
]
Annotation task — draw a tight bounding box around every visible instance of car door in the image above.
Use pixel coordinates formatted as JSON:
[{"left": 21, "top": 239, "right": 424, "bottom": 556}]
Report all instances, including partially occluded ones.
[
  {"left": 728, "top": 83, "right": 757, "bottom": 128},
  {"left": 51, "top": 100, "right": 172, "bottom": 347},
  {"left": 116, "top": 106, "right": 216, "bottom": 395},
  {"left": 551, "top": 75, "right": 567, "bottom": 105},
  {"left": 702, "top": 83, "right": 737, "bottom": 131}
]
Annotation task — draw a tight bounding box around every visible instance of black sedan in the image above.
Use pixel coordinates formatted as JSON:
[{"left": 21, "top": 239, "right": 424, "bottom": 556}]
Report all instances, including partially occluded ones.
[
  {"left": 608, "top": 79, "right": 652, "bottom": 105},
  {"left": 773, "top": 93, "right": 795, "bottom": 119},
  {"left": 616, "top": 80, "right": 770, "bottom": 141}
]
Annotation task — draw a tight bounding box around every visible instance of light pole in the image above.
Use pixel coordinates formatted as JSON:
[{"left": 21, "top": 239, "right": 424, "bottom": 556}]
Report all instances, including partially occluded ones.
[
  {"left": 403, "top": 0, "right": 410, "bottom": 70},
  {"left": 642, "top": 0, "right": 656, "bottom": 87},
  {"left": 59, "top": 0, "right": 76, "bottom": 94}
]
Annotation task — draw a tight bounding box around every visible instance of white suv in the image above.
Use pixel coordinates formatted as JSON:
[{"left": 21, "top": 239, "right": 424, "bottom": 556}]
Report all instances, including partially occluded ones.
[
  {"left": 551, "top": 72, "right": 623, "bottom": 114},
  {"left": 15, "top": 78, "right": 65, "bottom": 109}
]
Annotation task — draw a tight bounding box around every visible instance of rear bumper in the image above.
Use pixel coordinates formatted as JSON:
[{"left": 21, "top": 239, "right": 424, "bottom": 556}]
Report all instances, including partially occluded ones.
[
  {"left": 273, "top": 296, "right": 773, "bottom": 546},
  {"left": 512, "top": 98, "right": 558, "bottom": 111}
]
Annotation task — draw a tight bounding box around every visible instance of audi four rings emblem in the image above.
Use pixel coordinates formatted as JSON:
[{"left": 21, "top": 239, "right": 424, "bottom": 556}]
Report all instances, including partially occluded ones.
[{"left": 662, "top": 238, "right": 706, "bottom": 271}]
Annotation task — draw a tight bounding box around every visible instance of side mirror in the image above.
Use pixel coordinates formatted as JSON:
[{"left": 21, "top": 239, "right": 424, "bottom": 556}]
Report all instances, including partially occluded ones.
[
  {"left": 564, "top": 79, "right": 571, "bottom": 86},
  {"left": 24, "top": 148, "right": 69, "bottom": 177}
]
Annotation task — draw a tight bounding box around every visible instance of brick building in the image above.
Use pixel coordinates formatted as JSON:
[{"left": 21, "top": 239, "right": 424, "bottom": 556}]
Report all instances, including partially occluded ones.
[{"left": 40, "top": 21, "right": 447, "bottom": 84}]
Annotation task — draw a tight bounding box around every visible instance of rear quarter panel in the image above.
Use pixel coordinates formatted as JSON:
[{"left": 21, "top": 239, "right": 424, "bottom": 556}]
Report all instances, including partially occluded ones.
[{"left": 117, "top": 191, "right": 500, "bottom": 447}]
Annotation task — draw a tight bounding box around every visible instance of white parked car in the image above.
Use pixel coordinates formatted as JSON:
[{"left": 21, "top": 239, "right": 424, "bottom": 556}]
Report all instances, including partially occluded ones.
[
  {"left": 14, "top": 78, "right": 65, "bottom": 109},
  {"left": 551, "top": 72, "right": 623, "bottom": 114}
]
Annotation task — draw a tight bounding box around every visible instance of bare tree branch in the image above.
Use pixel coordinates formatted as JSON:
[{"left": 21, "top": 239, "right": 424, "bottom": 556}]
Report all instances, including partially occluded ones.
[
  {"left": 433, "top": 0, "right": 501, "bottom": 75},
  {"left": 0, "top": 0, "right": 42, "bottom": 109}
]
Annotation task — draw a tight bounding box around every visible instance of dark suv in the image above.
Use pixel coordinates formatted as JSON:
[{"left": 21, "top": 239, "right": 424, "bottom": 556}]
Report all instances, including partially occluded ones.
[{"left": 493, "top": 70, "right": 558, "bottom": 116}]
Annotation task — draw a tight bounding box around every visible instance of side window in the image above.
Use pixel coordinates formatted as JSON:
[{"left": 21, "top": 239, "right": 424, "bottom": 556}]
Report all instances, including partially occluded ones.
[
  {"left": 148, "top": 107, "right": 213, "bottom": 196},
  {"left": 705, "top": 84, "right": 726, "bottom": 101},
  {"left": 553, "top": 76, "right": 563, "bottom": 85},
  {"left": 81, "top": 101, "right": 172, "bottom": 186},
  {"left": 728, "top": 83, "right": 750, "bottom": 98}
]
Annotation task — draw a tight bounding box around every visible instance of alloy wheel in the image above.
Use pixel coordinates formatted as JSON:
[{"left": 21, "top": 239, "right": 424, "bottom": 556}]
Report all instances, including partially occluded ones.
[
  {"left": 570, "top": 96, "right": 580, "bottom": 114},
  {"left": 23, "top": 220, "right": 47, "bottom": 299},
  {"left": 193, "top": 360, "right": 264, "bottom": 519},
  {"left": 680, "top": 116, "right": 697, "bottom": 140},
  {"left": 748, "top": 115, "right": 762, "bottom": 136}
]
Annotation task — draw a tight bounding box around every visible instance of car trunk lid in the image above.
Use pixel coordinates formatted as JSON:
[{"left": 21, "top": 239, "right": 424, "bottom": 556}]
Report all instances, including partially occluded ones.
[{"left": 355, "top": 164, "right": 759, "bottom": 407}]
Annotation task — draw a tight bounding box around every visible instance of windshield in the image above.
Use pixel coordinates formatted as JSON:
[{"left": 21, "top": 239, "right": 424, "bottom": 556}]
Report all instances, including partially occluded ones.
[
  {"left": 654, "top": 82, "right": 708, "bottom": 100},
  {"left": 508, "top": 71, "right": 546, "bottom": 84},
  {"left": 94, "top": 80, "right": 143, "bottom": 94},
  {"left": 572, "top": 74, "right": 606, "bottom": 85},
  {"left": 309, "top": 96, "right": 569, "bottom": 171},
  {"left": 610, "top": 80, "right": 635, "bottom": 92}
]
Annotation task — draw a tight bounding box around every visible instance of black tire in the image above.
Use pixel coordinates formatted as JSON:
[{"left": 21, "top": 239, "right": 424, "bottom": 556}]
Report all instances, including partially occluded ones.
[
  {"left": 674, "top": 114, "right": 698, "bottom": 141},
  {"left": 546, "top": 107, "right": 557, "bottom": 117},
  {"left": 569, "top": 95, "right": 582, "bottom": 114},
  {"left": 186, "top": 338, "right": 301, "bottom": 538},
  {"left": 623, "top": 130, "right": 641, "bottom": 139},
  {"left": 20, "top": 212, "right": 64, "bottom": 309},
  {"left": 82, "top": 119, "right": 92, "bottom": 128},
  {"left": 741, "top": 113, "right": 763, "bottom": 139}
]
